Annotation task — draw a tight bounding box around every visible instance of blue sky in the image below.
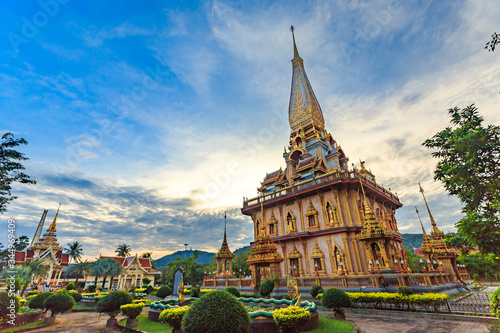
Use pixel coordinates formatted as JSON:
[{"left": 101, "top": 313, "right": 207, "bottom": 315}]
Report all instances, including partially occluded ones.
[{"left": 1, "top": 0, "right": 499, "bottom": 260}]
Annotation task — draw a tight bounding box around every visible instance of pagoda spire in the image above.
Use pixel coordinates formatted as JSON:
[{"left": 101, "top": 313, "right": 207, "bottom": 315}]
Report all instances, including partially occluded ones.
[
  {"left": 48, "top": 203, "right": 61, "bottom": 231},
  {"left": 223, "top": 211, "right": 228, "bottom": 245},
  {"left": 418, "top": 184, "right": 440, "bottom": 233},
  {"left": 288, "top": 26, "right": 325, "bottom": 134},
  {"left": 415, "top": 206, "right": 430, "bottom": 243}
]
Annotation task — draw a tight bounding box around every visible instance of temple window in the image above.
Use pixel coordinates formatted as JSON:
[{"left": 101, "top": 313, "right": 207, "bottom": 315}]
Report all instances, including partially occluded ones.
[
  {"left": 313, "top": 258, "right": 322, "bottom": 272},
  {"left": 269, "top": 223, "right": 275, "bottom": 235},
  {"left": 305, "top": 201, "right": 319, "bottom": 231},
  {"left": 308, "top": 215, "right": 315, "bottom": 227},
  {"left": 286, "top": 213, "right": 297, "bottom": 234},
  {"left": 326, "top": 202, "right": 337, "bottom": 226}
]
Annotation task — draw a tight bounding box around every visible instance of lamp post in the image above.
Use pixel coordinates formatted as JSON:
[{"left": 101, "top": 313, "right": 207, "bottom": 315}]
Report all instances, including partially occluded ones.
[
  {"left": 339, "top": 262, "right": 345, "bottom": 276},
  {"left": 375, "top": 260, "right": 381, "bottom": 274},
  {"left": 293, "top": 265, "right": 297, "bottom": 277},
  {"left": 368, "top": 260, "right": 374, "bottom": 274},
  {"left": 315, "top": 262, "right": 319, "bottom": 276},
  {"left": 394, "top": 259, "right": 400, "bottom": 273},
  {"left": 427, "top": 259, "right": 433, "bottom": 273}
]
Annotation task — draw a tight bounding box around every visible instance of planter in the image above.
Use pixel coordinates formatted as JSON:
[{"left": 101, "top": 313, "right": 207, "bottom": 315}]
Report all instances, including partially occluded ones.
[
  {"left": 106, "top": 318, "right": 118, "bottom": 327},
  {"left": 126, "top": 318, "right": 139, "bottom": 327},
  {"left": 148, "top": 308, "right": 162, "bottom": 322},
  {"left": 14, "top": 310, "right": 42, "bottom": 326},
  {"left": 44, "top": 316, "right": 56, "bottom": 324}
]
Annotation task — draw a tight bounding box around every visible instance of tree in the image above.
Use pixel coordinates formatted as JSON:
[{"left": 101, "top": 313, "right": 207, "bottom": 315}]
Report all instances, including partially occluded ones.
[
  {"left": 68, "top": 260, "right": 92, "bottom": 288},
  {"left": 423, "top": 105, "right": 500, "bottom": 254},
  {"left": 91, "top": 258, "right": 121, "bottom": 289},
  {"left": 444, "top": 233, "right": 475, "bottom": 256},
  {"left": 404, "top": 249, "right": 422, "bottom": 273},
  {"left": 141, "top": 252, "right": 152, "bottom": 258},
  {"left": 458, "top": 252, "right": 500, "bottom": 279},
  {"left": 13, "top": 235, "right": 30, "bottom": 251},
  {"left": 64, "top": 241, "right": 83, "bottom": 266},
  {"left": 0, "top": 133, "right": 36, "bottom": 213},
  {"left": 231, "top": 248, "right": 251, "bottom": 277},
  {"left": 115, "top": 244, "right": 131, "bottom": 257},
  {"left": 485, "top": 32, "right": 500, "bottom": 52}
]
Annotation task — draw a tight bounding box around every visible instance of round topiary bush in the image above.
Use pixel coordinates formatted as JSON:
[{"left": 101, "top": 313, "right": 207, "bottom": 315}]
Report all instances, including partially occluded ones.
[
  {"left": 490, "top": 286, "right": 500, "bottom": 320},
  {"left": 310, "top": 285, "right": 323, "bottom": 298},
  {"left": 70, "top": 291, "right": 83, "bottom": 302},
  {"left": 273, "top": 306, "right": 311, "bottom": 333},
  {"left": 156, "top": 285, "right": 172, "bottom": 298},
  {"left": 182, "top": 290, "right": 250, "bottom": 333},
  {"left": 66, "top": 282, "right": 75, "bottom": 291},
  {"left": 159, "top": 306, "right": 189, "bottom": 330},
  {"left": 97, "top": 290, "right": 133, "bottom": 319},
  {"left": 44, "top": 290, "right": 75, "bottom": 317},
  {"left": 121, "top": 303, "right": 144, "bottom": 319},
  {"left": 321, "top": 287, "right": 352, "bottom": 313},
  {"left": 259, "top": 280, "right": 274, "bottom": 298},
  {"left": 0, "top": 292, "right": 20, "bottom": 323},
  {"left": 225, "top": 287, "right": 241, "bottom": 298},
  {"left": 397, "top": 286, "right": 414, "bottom": 296},
  {"left": 190, "top": 287, "right": 200, "bottom": 298},
  {"left": 28, "top": 292, "right": 53, "bottom": 311}
]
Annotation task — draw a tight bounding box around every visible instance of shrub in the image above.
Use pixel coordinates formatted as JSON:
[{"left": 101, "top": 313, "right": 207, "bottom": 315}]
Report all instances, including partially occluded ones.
[
  {"left": 44, "top": 290, "right": 75, "bottom": 317},
  {"left": 485, "top": 273, "right": 491, "bottom": 281},
  {"left": 473, "top": 273, "right": 480, "bottom": 282},
  {"left": 182, "top": 290, "right": 250, "bottom": 333},
  {"left": 310, "top": 285, "right": 323, "bottom": 298},
  {"left": 27, "top": 290, "right": 40, "bottom": 296},
  {"left": 87, "top": 285, "right": 96, "bottom": 293},
  {"left": 121, "top": 303, "right": 144, "bottom": 319},
  {"left": 259, "top": 280, "right": 275, "bottom": 298},
  {"left": 0, "top": 292, "right": 20, "bottom": 323},
  {"left": 489, "top": 287, "right": 500, "bottom": 320},
  {"left": 96, "top": 290, "right": 133, "bottom": 319},
  {"left": 156, "top": 286, "right": 173, "bottom": 298},
  {"left": 66, "top": 282, "right": 75, "bottom": 291},
  {"left": 159, "top": 306, "right": 189, "bottom": 330},
  {"left": 273, "top": 306, "right": 311, "bottom": 332},
  {"left": 142, "top": 277, "right": 151, "bottom": 285},
  {"left": 190, "top": 287, "right": 201, "bottom": 298},
  {"left": 397, "top": 286, "right": 414, "bottom": 296},
  {"left": 225, "top": 287, "right": 241, "bottom": 298},
  {"left": 28, "top": 292, "right": 53, "bottom": 311},
  {"left": 322, "top": 288, "right": 352, "bottom": 313},
  {"left": 70, "top": 292, "right": 83, "bottom": 302}
]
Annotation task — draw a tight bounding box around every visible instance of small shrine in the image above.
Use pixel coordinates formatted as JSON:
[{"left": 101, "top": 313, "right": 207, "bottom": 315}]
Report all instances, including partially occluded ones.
[{"left": 214, "top": 213, "right": 235, "bottom": 277}]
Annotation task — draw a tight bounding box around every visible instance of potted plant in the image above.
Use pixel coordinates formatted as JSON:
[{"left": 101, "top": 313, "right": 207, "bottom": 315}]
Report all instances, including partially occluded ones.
[
  {"left": 96, "top": 290, "right": 132, "bottom": 327},
  {"left": 273, "top": 306, "right": 311, "bottom": 333},
  {"left": 120, "top": 302, "right": 144, "bottom": 327},
  {"left": 159, "top": 306, "right": 189, "bottom": 333},
  {"left": 43, "top": 290, "right": 75, "bottom": 324}
]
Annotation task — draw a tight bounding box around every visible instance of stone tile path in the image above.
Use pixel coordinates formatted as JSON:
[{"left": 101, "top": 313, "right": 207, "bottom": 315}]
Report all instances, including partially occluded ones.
[
  {"left": 28, "top": 311, "right": 121, "bottom": 333},
  {"left": 319, "top": 309, "right": 491, "bottom": 333}
]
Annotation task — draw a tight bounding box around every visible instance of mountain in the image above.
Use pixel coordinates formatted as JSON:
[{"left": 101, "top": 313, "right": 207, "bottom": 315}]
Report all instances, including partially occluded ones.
[
  {"left": 401, "top": 233, "right": 424, "bottom": 250},
  {"left": 155, "top": 246, "right": 251, "bottom": 268}
]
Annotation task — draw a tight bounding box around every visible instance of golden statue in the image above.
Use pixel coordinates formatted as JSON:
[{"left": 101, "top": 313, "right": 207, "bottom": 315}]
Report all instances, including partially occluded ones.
[
  {"left": 287, "top": 271, "right": 301, "bottom": 307},
  {"left": 177, "top": 280, "right": 185, "bottom": 303}
]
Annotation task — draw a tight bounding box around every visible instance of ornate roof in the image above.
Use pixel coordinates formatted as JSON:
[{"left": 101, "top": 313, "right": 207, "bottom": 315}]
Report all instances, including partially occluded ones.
[
  {"left": 214, "top": 215, "right": 235, "bottom": 260},
  {"left": 30, "top": 205, "right": 62, "bottom": 251}
]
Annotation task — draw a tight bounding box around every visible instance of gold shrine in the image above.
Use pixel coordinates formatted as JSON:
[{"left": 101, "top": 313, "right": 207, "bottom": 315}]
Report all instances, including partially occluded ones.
[{"left": 214, "top": 214, "right": 236, "bottom": 277}]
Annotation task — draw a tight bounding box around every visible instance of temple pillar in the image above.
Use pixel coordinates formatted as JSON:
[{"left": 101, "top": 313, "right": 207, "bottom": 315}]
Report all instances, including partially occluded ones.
[
  {"left": 301, "top": 241, "right": 310, "bottom": 276},
  {"left": 326, "top": 239, "right": 334, "bottom": 275},
  {"left": 297, "top": 198, "right": 305, "bottom": 232},
  {"left": 216, "top": 260, "right": 220, "bottom": 275},
  {"left": 351, "top": 235, "right": 362, "bottom": 274},
  {"left": 341, "top": 237, "right": 354, "bottom": 275}
]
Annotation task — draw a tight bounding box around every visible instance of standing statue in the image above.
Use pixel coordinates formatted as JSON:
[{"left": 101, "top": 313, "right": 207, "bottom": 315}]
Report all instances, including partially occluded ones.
[
  {"left": 177, "top": 279, "right": 185, "bottom": 303},
  {"left": 287, "top": 270, "right": 301, "bottom": 307}
]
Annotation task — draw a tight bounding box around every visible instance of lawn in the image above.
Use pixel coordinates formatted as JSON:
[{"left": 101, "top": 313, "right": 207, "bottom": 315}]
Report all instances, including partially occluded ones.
[
  {"left": 1, "top": 320, "right": 48, "bottom": 332},
  {"left": 122, "top": 314, "right": 353, "bottom": 333}
]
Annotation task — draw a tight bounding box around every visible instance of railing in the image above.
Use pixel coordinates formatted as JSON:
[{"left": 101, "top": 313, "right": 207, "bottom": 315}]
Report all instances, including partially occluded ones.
[
  {"left": 448, "top": 293, "right": 491, "bottom": 314},
  {"left": 203, "top": 273, "right": 454, "bottom": 290},
  {"left": 243, "top": 169, "right": 400, "bottom": 207}
]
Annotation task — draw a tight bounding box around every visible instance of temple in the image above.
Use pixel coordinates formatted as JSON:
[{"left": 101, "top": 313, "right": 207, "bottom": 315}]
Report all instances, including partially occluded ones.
[
  {"left": 242, "top": 26, "right": 408, "bottom": 286},
  {"left": 214, "top": 213, "right": 236, "bottom": 277},
  {"left": 15, "top": 205, "right": 70, "bottom": 286}
]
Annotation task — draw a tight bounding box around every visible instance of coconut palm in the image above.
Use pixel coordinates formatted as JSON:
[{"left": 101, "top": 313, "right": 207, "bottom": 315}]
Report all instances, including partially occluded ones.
[
  {"left": 26, "top": 259, "right": 49, "bottom": 290},
  {"left": 64, "top": 241, "right": 83, "bottom": 265},
  {"left": 92, "top": 258, "right": 122, "bottom": 290},
  {"left": 68, "top": 260, "right": 92, "bottom": 289},
  {"left": 115, "top": 244, "right": 131, "bottom": 257}
]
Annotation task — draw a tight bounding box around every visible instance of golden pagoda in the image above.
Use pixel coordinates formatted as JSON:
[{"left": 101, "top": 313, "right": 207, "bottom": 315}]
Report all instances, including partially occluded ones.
[{"left": 214, "top": 213, "right": 235, "bottom": 277}]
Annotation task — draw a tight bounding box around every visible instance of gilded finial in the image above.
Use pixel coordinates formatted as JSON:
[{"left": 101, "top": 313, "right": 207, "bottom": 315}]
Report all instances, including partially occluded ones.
[
  {"left": 290, "top": 25, "right": 299, "bottom": 58},
  {"left": 415, "top": 206, "right": 430, "bottom": 242},
  {"left": 48, "top": 203, "right": 61, "bottom": 230}
]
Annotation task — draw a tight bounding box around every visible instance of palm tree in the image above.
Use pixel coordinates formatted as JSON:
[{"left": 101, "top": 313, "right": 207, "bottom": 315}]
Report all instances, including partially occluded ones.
[
  {"left": 64, "top": 241, "right": 83, "bottom": 266},
  {"left": 26, "top": 259, "right": 49, "bottom": 291},
  {"left": 115, "top": 244, "right": 131, "bottom": 257},
  {"left": 68, "top": 260, "right": 92, "bottom": 289},
  {"left": 91, "top": 258, "right": 121, "bottom": 290}
]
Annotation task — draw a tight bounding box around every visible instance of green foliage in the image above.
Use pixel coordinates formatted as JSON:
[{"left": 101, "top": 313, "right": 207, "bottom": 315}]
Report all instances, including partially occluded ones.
[
  {"left": 28, "top": 292, "right": 52, "bottom": 311},
  {"left": 401, "top": 234, "right": 424, "bottom": 250},
  {"left": 0, "top": 292, "right": 20, "bottom": 323},
  {"left": 231, "top": 248, "right": 252, "bottom": 276},
  {"left": 115, "top": 244, "right": 131, "bottom": 257},
  {"left": 259, "top": 279, "right": 276, "bottom": 298},
  {"left": 91, "top": 258, "right": 122, "bottom": 289},
  {"left": 310, "top": 285, "right": 323, "bottom": 298},
  {"left": 66, "top": 282, "right": 75, "bottom": 291},
  {"left": 423, "top": 105, "right": 500, "bottom": 255},
  {"left": 348, "top": 292, "right": 448, "bottom": 312},
  {"left": 121, "top": 302, "right": 144, "bottom": 319},
  {"left": 444, "top": 233, "right": 474, "bottom": 256},
  {"left": 0, "top": 133, "right": 36, "bottom": 213},
  {"left": 459, "top": 252, "right": 500, "bottom": 278},
  {"left": 397, "top": 286, "right": 414, "bottom": 296},
  {"left": 64, "top": 241, "right": 83, "bottom": 265},
  {"left": 70, "top": 292, "right": 82, "bottom": 302},
  {"left": 321, "top": 288, "right": 352, "bottom": 312},
  {"left": 405, "top": 249, "right": 422, "bottom": 273},
  {"left": 142, "top": 277, "right": 151, "bottom": 285},
  {"left": 159, "top": 306, "right": 189, "bottom": 329},
  {"left": 96, "top": 290, "right": 132, "bottom": 319},
  {"left": 490, "top": 287, "right": 500, "bottom": 319},
  {"left": 225, "top": 287, "right": 240, "bottom": 298},
  {"left": 156, "top": 286, "right": 172, "bottom": 298},
  {"left": 272, "top": 306, "right": 311, "bottom": 333},
  {"left": 190, "top": 286, "right": 201, "bottom": 298},
  {"left": 182, "top": 290, "right": 250, "bottom": 333},
  {"left": 485, "top": 32, "right": 500, "bottom": 52},
  {"left": 43, "top": 290, "right": 75, "bottom": 316},
  {"left": 27, "top": 290, "right": 39, "bottom": 296}
]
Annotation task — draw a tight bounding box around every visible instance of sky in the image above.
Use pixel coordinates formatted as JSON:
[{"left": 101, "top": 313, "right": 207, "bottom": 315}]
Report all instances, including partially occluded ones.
[{"left": 1, "top": 0, "right": 499, "bottom": 261}]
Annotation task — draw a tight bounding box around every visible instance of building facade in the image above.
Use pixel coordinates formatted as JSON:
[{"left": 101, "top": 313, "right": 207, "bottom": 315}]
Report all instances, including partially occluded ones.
[{"left": 242, "top": 28, "right": 408, "bottom": 286}]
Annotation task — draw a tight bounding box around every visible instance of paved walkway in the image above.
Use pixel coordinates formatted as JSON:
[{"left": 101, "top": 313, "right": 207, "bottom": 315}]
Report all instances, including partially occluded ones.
[
  {"left": 320, "top": 309, "right": 492, "bottom": 333},
  {"left": 28, "top": 311, "right": 121, "bottom": 333}
]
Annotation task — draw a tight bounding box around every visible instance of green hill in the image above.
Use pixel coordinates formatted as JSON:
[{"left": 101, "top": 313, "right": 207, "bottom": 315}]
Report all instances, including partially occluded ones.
[
  {"left": 401, "top": 233, "right": 423, "bottom": 250},
  {"left": 155, "top": 246, "right": 251, "bottom": 268}
]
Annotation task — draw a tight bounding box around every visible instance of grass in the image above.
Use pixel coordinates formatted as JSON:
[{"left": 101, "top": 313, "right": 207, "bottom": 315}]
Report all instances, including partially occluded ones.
[
  {"left": 73, "top": 304, "right": 96, "bottom": 310},
  {"left": 120, "top": 314, "right": 172, "bottom": 333},
  {"left": 119, "top": 314, "right": 353, "bottom": 333},
  {"left": 309, "top": 315, "right": 355, "bottom": 333},
  {"left": 1, "top": 320, "right": 48, "bottom": 332}
]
